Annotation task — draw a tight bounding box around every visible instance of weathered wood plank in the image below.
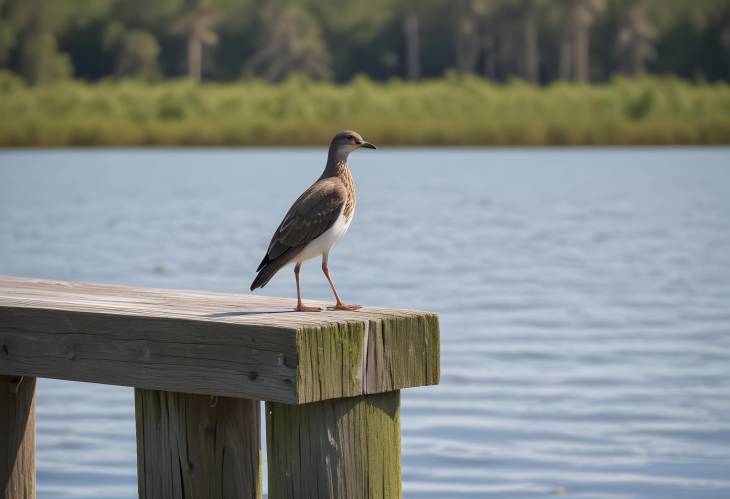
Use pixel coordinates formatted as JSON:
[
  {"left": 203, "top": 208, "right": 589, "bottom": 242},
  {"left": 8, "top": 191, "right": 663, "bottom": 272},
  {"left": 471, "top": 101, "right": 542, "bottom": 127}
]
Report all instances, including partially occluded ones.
[
  {"left": 0, "top": 276, "right": 439, "bottom": 404},
  {"left": 0, "top": 376, "right": 35, "bottom": 499},
  {"left": 135, "top": 389, "right": 261, "bottom": 499},
  {"left": 266, "top": 391, "right": 401, "bottom": 499}
]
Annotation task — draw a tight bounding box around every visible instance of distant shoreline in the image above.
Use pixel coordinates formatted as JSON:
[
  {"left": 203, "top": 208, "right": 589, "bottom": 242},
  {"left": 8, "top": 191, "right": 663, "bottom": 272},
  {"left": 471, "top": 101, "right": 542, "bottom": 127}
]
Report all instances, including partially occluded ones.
[{"left": 2, "top": 75, "right": 729, "bottom": 147}]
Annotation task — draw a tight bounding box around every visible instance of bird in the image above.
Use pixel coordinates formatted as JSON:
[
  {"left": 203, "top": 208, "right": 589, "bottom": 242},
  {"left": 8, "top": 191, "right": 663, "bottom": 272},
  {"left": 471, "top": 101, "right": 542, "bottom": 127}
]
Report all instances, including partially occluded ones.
[{"left": 250, "top": 130, "right": 376, "bottom": 312}]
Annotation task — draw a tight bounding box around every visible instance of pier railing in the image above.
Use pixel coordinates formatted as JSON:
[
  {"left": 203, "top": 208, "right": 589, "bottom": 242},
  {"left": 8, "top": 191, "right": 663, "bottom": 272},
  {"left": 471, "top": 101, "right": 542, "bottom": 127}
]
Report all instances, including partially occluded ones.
[{"left": 0, "top": 276, "right": 439, "bottom": 499}]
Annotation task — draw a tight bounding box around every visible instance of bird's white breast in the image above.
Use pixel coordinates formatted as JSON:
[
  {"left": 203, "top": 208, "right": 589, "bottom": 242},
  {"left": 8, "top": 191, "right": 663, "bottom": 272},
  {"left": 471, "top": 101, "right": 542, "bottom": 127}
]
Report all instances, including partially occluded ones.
[{"left": 295, "top": 207, "right": 352, "bottom": 263}]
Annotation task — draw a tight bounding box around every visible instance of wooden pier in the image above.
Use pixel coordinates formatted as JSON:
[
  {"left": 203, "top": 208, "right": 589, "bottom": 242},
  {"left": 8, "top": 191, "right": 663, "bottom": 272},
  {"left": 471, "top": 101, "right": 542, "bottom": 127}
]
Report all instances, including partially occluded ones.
[{"left": 0, "top": 276, "right": 439, "bottom": 499}]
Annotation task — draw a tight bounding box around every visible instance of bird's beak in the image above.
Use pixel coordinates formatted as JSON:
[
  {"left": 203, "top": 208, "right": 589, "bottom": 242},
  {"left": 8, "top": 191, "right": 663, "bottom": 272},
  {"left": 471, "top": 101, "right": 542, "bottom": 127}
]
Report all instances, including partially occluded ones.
[{"left": 360, "top": 141, "right": 376, "bottom": 149}]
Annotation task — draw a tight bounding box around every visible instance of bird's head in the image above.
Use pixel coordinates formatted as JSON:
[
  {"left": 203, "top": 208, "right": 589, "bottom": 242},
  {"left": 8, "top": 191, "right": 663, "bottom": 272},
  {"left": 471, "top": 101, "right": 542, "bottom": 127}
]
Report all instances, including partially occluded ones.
[{"left": 329, "top": 130, "right": 376, "bottom": 162}]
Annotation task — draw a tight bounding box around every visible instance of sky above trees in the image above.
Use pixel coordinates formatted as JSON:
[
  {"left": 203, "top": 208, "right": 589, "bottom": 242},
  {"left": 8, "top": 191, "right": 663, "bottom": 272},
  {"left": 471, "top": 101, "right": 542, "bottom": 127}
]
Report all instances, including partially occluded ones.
[{"left": 1, "top": 0, "right": 729, "bottom": 84}]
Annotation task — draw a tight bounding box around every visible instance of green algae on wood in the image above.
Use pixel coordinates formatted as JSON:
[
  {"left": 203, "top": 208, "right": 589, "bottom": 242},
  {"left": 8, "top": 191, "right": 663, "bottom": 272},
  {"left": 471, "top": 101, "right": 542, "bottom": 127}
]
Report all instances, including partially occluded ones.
[
  {"left": 363, "top": 312, "right": 440, "bottom": 395},
  {"left": 267, "top": 391, "right": 401, "bottom": 499},
  {"left": 296, "top": 321, "right": 366, "bottom": 403},
  {"left": 295, "top": 312, "right": 440, "bottom": 404}
]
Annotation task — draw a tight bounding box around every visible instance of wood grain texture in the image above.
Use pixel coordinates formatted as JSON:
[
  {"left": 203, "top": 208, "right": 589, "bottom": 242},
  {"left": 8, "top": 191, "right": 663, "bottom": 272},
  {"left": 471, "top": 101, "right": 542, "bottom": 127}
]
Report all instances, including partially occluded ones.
[
  {"left": 135, "top": 389, "right": 261, "bottom": 499},
  {"left": 0, "top": 276, "right": 439, "bottom": 404},
  {"left": 0, "top": 376, "right": 35, "bottom": 499},
  {"left": 267, "top": 391, "right": 401, "bottom": 499}
]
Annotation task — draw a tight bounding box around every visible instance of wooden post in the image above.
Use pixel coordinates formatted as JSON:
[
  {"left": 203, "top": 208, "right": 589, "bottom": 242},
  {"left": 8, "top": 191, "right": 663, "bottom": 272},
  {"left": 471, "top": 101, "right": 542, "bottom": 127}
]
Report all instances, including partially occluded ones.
[
  {"left": 0, "top": 375, "right": 35, "bottom": 499},
  {"left": 267, "top": 391, "right": 401, "bottom": 499},
  {"left": 135, "top": 389, "right": 261, "bottom": 499}
]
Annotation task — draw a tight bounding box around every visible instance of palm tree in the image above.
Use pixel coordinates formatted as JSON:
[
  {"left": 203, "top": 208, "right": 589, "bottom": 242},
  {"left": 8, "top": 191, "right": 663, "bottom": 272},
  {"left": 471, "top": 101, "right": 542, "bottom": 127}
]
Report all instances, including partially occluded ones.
[
  {"left": 243, "top": 2, "right": 331, "bottom": 82},
  {"left": 398, "top": 0, "right": 443, "bottom": 81},
  {"left": 520, "top": 0, "right": 541, "bottom": 82},
  {"left": 2, "top": 0, "right": 73, "bottom": 83},
  {"left": 172, "top": 1, "right": 218, "bottom": 81},
  {"left": 403, "top": 11, "right": 420, "bottom": 80},
  {"left": 454, "top": 0, "right": 488, "bottom": 75},
  {"left": 453, "top": 0, "right": 540, "bottom": 81},
  {"left": 616, "top": 0, "right": 656, "bottom": 74},
  {"left": 103, "top": 22, "right": 161, "bottom": 80},
  {"left": 559, "top": 0, "right": 606, "bottom": 81}
]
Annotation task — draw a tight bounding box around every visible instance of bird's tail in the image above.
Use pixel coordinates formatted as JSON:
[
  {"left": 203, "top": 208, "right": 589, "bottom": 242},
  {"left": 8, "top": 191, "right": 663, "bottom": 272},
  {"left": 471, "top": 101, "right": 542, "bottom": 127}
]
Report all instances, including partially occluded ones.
[{"left": 250, "top": 257, "right": 288, "bottom": 291}]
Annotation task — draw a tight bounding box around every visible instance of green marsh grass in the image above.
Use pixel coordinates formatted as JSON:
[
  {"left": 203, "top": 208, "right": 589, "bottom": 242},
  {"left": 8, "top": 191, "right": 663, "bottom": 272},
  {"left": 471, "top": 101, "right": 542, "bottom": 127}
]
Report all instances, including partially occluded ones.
[{"left": 1, "top": 72, "right": 729, "bottom": 147}]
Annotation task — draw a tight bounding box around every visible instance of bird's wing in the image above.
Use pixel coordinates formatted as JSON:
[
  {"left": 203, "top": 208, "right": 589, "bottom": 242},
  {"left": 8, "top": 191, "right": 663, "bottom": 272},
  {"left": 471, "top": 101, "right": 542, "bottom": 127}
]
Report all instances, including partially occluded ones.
[{"left": 258, "top": 177, "right": 347, "bottom": 269}]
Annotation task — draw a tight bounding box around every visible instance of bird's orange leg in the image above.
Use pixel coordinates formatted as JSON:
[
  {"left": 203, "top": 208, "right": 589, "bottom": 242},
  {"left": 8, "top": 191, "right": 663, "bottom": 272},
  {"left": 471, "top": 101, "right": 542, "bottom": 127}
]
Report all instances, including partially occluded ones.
[
  {"left": 294, "top": 263, "right": 320, "bottom": 312},
  {"left": 322, "top": 257, "right": 361, "bottom": 311}
]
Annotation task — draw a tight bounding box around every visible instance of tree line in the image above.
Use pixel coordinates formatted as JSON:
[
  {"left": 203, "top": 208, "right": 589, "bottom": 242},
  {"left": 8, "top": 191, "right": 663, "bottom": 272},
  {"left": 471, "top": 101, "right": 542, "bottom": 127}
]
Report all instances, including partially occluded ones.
[{"left": 1, "top": 0, "right": 729, "bottom": 85}]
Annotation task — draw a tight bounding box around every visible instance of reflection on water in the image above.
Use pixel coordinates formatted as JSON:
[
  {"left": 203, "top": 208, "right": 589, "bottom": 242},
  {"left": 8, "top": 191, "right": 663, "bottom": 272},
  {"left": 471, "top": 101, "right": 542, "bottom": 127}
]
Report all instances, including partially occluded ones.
[{"left": 1, "top": 147, "right": 730, "bottom": 499}]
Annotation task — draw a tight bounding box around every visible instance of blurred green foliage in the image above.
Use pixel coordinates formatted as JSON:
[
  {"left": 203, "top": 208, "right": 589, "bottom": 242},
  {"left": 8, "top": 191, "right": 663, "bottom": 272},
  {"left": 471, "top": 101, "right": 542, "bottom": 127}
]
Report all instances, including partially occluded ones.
[
  {"left": 1, "top": 72, "right": 728, "bottom": 146},
  {"left": 0, "top": 0, "right": 729, "bottom": 84}
]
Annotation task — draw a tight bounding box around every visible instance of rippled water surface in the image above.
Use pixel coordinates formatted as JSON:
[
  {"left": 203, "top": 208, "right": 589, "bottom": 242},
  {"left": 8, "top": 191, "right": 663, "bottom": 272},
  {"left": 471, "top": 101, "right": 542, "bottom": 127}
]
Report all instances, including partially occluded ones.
[{"left": 1, "top": 148, "right": 730, "bottom": 499}]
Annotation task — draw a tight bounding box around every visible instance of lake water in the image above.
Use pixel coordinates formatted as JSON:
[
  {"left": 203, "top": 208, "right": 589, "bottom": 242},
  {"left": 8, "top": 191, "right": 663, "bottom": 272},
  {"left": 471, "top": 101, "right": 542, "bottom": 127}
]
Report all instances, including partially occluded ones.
[{"left": 1, "top": 148, "right": 730, "bottom": 499}]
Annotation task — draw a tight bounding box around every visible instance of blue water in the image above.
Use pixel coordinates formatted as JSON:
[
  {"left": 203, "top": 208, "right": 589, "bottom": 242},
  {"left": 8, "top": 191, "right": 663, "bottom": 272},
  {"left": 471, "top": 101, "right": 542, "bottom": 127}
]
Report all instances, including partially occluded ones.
[{"left": 1, "top": 148, "right": 730, "bottom": 498}]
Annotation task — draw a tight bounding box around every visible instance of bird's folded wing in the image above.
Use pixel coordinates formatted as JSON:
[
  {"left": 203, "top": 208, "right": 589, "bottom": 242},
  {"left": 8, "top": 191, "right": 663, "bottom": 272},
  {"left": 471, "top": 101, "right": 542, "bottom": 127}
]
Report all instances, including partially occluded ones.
[{"left": 264, "top": 178, "right": 347, "bottom": 262}]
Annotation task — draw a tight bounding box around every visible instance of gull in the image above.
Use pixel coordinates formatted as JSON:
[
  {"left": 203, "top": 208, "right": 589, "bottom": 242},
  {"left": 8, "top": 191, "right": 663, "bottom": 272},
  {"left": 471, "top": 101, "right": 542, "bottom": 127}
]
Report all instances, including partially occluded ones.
[{"left": 250, "top": 130, "right": 376, "bottom": 312}]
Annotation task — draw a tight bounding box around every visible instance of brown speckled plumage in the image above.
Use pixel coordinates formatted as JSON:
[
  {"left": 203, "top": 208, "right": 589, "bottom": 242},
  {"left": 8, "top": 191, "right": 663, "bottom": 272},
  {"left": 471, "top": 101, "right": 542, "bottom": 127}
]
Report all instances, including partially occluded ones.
[{"left": 336, "top": 161, "right": 357, "bottom": 222}]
